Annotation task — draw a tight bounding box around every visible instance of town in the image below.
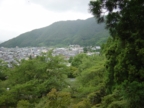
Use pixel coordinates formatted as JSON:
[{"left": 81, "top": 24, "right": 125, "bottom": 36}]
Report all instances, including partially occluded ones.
[{"left": 0, "top": 45, "right": 101, "bottom": 67}]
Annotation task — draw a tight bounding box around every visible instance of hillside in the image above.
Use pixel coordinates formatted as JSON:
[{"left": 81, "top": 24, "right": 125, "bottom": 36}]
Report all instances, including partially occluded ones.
[{"left": 0, "top": 17, "right": 109, "bottom": 47}]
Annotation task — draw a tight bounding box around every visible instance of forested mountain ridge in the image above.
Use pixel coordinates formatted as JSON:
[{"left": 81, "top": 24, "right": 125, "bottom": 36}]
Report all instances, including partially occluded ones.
[{"left": 0, "top": 17, "right": 109, "bottom": 47}]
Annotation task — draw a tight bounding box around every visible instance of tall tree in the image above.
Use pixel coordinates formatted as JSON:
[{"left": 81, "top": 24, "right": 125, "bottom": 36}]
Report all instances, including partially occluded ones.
[{"left": 89, "top": 0, "right": 144, "bottom": 107}]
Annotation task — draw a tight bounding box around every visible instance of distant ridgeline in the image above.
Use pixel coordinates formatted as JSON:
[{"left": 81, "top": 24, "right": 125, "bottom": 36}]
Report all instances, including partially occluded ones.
[{"left": 0, "top": 17, "right": 109, "bottom": 48}]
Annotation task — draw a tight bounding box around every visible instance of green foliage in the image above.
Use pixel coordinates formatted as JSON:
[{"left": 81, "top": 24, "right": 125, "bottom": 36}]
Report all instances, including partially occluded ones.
[
  {"left": 0, "top": 60, "right": 9, "bottom": 98},
  {"left": 83, "top": 47, "right": 88, "bottom": 53},
  {"left": 0, "top": 60, "right": 8, "bottom": 81},
  {"left": 76, "top": 54, "right": 106, "bottom": 85},
  {"left": 70, "top": 54, "right": 106, "bottom": 106},
  {"left": 100, "top": 89, "right": 127, "bottom": 108},
  {"left": 0, "top": 18, "right": 109, "bottom": 47},
  {"left": 0, "top": 1, "right": 142, "bottom": 107},
  {"left": 0, "top": 50, "right": 108, "bottom": 107},
  {"left": 90, "top": 0, "right": 144, "bottom": 108},
  {"left": 87, "top": 89, "right": 105, "bottom": 106},
  {"left": 35, "top": 88, "right": 71, "bottom": 108},
  {"left": 67, "top": 66, "right": 79, "bottom": 78},
  {"left": 0, "top": 51, "right": 68, "bottom": 107},
  {"left": 72, "top": 99, "right": 91, "bottom": 108},
  {"left": 17, "top": 100, "right": 31, "bottom": 108},
  {"left": 70, "top": 53, "right": 88, "bottom": 68},
  {"left": 122, "top": 81, "right": 144, "bottom": 108}
]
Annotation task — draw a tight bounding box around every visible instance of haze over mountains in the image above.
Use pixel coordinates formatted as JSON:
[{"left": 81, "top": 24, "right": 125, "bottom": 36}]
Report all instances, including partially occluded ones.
[{"left": 0, "top": 17, "right": 109, "bottom": 47}]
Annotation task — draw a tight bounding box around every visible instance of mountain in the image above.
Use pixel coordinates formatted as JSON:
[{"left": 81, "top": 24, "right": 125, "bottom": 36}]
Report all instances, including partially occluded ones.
[{"left": 0, "top": 17, "right": 109, "bottom": 47}]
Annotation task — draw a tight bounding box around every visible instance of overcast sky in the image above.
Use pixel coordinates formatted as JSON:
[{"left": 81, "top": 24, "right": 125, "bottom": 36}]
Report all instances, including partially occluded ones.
[{"left": 0, "top": 0, "right": 93, "bottom": 42}]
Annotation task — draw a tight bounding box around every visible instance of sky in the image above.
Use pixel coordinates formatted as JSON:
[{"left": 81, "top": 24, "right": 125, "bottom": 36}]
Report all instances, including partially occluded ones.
[{"left": 0, "top": 0, "right": 93, "bottom": 42}]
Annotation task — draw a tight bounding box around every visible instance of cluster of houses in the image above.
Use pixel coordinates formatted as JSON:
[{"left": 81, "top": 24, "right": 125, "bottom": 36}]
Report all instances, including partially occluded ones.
[
  {"left": 0, "top": 45, "right": 100, "bottom": 67},
  {"left": 0, "top": 47, "right": 49, "bottom": 67},
  {"left": 53, "top": 45, "right": 83, "bottom": 60}
]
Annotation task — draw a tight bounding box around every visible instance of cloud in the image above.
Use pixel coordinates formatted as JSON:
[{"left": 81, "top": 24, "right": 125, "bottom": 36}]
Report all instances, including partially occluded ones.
[
  {"left": 30, "top": 0, "right": 90, "bottom": 13},
  {"left": 0, "top": 0, "right": 93, "bottom": 41},
  {"left": 0, "top": 30, "right": 19, "bottom": 41}
]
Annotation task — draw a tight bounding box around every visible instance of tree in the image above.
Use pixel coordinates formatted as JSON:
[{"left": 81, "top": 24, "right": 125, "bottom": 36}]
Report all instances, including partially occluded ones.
[
  {"left": 70, "top": 53, "right": 87, "bottom": 68},
  {"left": 17, "top": 100, "right": 31, "bottom": 108},
  {"left": 0, "top": 60, "right": 8, "bottom": 97},
  {"left": 76, "top": 54, "right": 106, "bottom": 105},
  {"left": 83, "top": 47, "right": 88, "bottom": 53},
  {"left": 35, "top": 88, "right": 71, "bottom": 108},
  {"left": 0, "top": 51, "right": 68, "bottom": 107},
  {"left": 0, "top": 60, "right": 7, "bottom": 81},
  {"left": 90, "top": 0, "right": 144, "bottom": 107}
]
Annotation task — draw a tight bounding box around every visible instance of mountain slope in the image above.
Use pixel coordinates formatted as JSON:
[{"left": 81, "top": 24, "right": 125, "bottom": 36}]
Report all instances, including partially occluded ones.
[{"left": 0, "top": 17, "right": 109, "bottom": 47}]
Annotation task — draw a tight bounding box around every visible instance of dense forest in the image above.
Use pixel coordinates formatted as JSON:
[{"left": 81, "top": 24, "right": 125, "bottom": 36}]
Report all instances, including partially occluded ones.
[
  {"left": 0, "top": 0, "right": 144, "bottom": 108},
  {"left": 89, "top": 0, "right": 144, "bottom": 108},
  {"left": 0, "top": 17, "right": 108, "bottom": 48},
  {"left": 0, "top": 51, "right": 106, "bottom": 108}
]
